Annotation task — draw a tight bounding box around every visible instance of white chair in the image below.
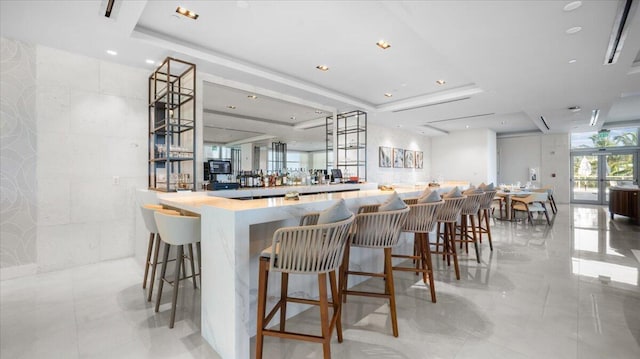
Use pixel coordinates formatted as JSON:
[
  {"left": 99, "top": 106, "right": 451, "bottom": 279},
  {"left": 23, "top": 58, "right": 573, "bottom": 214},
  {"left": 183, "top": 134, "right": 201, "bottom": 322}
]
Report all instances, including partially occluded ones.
[
  {"left": 511, "top": 192, "right": 551, "bottom": 225},
  {"left": 153, "top": 211, "right": 201, "bottom": 328},
  {"left": 255, "top": 214, "right": 355, "bottom": 359},
  {"left": 391, "top": 200, "right": 443, "bottom": 303},
  {"left": 139, "top": 204, "right": 181, "bottom": 302},
  {"left": 341, "top": 207, "right": 410, "bottom": 337}
]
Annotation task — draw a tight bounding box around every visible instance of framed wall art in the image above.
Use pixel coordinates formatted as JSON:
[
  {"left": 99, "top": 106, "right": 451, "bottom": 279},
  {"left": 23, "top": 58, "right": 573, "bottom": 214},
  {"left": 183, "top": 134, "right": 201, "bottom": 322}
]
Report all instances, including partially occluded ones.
[
  {"left": 379, "top": 146, "right": 391, "bottom": 167},
  {"left": 404, "top": 150, "right": 414, "bottom": 168},
  {"left": 415, "top": 151, "right": 423, "bottom": 169},
  {"left": 393, "top": 148, "right": 404, "bottom": 168}
]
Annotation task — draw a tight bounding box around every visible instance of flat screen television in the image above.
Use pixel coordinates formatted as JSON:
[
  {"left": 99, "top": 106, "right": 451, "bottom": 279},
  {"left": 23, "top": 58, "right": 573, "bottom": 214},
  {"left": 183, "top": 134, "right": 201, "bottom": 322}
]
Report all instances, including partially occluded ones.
[{"left": 209, "top": 160, "right": 232, "bottom": 174}]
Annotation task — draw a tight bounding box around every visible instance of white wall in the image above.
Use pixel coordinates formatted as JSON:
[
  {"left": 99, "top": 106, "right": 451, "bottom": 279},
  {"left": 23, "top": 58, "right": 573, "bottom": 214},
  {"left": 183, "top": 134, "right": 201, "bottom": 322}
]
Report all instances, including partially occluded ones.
[
  {"left": 367, "top": 123, "right": 431, "bottom": 185},
  {"left": 1, "top": 37, "right": 149, "bottom": 278},
  {"left": 430, "top": 129, "right": 497, "bottom": 186},
  {"left": 497, "top": 133, "right": 570, "bottom": 203}
]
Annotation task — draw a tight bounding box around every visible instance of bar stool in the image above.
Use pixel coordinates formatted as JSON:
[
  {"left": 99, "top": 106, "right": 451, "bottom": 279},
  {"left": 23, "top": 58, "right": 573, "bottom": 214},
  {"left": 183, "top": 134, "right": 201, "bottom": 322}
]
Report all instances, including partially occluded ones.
[
  {"left": 255, "top": 213, "right": 355, "bottom": 359},
  {"left": 433, "top": 195, "right": 466, "bottom": 280},
  {"left": 455, "top": 192, "right": 484, "bottom": 263},
  {"left": 477, "top": 190, "right": 497, "bottom": 250},
  {"left": 341, "top": 206, "right": 410, "bottom": 337},
  {"left": 391, "top": 199, "right": 443, "bottom": 303},
  {"left": 140, "top": 204, "right": 181, "bottom": 302},
  {"left": 153, "top": 211, "right": 201, "bottom": 328}
]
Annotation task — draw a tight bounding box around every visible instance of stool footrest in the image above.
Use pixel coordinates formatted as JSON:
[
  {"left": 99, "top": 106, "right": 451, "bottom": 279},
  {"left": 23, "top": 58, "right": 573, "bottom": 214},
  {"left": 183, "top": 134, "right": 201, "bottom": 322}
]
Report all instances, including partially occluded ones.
[
  {"left": 343, "top": 289, "right": 390, "bottom": 299},
  {"left": 346, "top": 270, "right": 386, "bottom": 278},
  {"left": 392, "top": 266, "right": 428, "bottom": 273},
  {"left": 391, "top": 254, "right": 419, "bottom": 260},
  {"left": 262, "top": 329, "right": 325, "bottom": 343}
]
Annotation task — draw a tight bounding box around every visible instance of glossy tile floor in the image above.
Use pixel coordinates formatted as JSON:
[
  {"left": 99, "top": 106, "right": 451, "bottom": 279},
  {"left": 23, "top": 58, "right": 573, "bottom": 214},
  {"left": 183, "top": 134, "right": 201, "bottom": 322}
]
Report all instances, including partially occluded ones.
[{"left": 1, "top": 204, "right": 639, "bottom": 359}]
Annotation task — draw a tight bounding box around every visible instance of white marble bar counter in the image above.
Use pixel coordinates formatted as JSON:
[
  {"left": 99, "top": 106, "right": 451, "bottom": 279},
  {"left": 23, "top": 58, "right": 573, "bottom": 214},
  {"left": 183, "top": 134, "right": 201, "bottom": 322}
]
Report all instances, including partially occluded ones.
[
  {"left": 207, "top": 182, "right": 378, "bottom": 199},
  {"left": 158, "top": 186, "right": 435, "bottom": 359}
]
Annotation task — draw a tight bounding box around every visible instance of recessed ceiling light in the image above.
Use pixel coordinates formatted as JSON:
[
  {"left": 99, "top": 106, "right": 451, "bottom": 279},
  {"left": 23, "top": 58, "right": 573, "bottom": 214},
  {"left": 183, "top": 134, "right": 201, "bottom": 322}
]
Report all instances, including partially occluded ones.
[
  {"left": 290, "top": 116, "right": 296, "bottom": 120},
  {"left": 436, "top": 80, "right": 446, "bottom": 85},
  {"left": 564, "top": 1, "right": 582, "bottom": 11},
  {"left": 376, "top": 40, "right": 391, "bottom": 50},
  {"left": 384, "top": 93, "right": 393, "bottom": 97},
  {"left": 227, "top": 105, "right": 236, "bottom": 109},
  {"left": 315, "top": 110, "right": 323, "bottom": 114},
  {"left": 568, "top": 106, "right": 581, "bottom": 112},
  {"left": 247, "top": 95, "right": 258, "bottom": 99},
  {"left": 500, "top": 121, "right": 506, "bottom": 125},
  {"left": 316, "top": 65, "right": 329, "bottom": 71},
  {"left": 566, "top": 26, "right": 582, "bottom": 34},
  {"left": 176, "top": 6, "right": 199, "bottom": 20},
  {"left": 106, "top": 50, "right": 117, "bottom": 56},
  {"left": 145, "top": 59, "right": 155, "bottom": 64},
  {"left": 568, "top": 59, "right": 577, "bottom": 64},
  {"left": 465, "top": 125, "right": 470, "bottom": 129}
]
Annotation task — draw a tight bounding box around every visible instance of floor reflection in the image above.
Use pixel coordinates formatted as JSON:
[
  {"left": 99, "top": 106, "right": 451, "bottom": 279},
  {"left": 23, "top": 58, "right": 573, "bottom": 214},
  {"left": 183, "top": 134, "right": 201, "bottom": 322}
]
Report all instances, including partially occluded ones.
[{"left": 571, "top": 205, "right": 640, "bottom": 289}]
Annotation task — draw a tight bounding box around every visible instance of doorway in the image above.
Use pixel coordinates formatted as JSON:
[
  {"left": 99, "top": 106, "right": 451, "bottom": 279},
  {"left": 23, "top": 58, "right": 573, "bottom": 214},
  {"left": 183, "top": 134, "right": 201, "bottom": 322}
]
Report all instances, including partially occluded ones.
[{"left": 571, "top": 151, "right": 638, "bottom": 204}]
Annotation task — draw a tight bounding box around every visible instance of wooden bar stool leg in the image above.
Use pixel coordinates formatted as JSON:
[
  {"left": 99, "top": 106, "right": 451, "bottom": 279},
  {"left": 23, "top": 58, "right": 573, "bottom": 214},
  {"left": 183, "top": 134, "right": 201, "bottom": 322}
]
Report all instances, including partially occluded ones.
[
  {"left": 383, "top": 248, "right": 399, "bottom": 337},
  {"left": 417, "top": 234, "right": 427, "bottom": 284},
  {"left": 188, "top": 244, "right": 197, "bottom": 289},
  {"left": 147, "top": 234, "right": 162, "bottom": 302},
  {"left": 155, "top": 242, "right": 171, "bottom": 312},
  {"left": 318, "top": 273, "right": 331, "bottom": 359},
  {"left": 143, "top": 232, "right": 154, "bottom": 289},
  {"left": 423, "top": 233, "right": 436, "bottom": 303},
  {"left": 341, "top": 244, "right": 350, "bottom": 304},
  {"left": 169, "top": 245, "right": 184, "bottom": 329},
  {"left": 256, "top": 257, "right": 269, "bottom": 359},
  {"left": 448, "top": 223, "right": 461, "bottom": 280},
  {"left": 471, "top": 215, "right": 480, "bottom": 263},
  {"left": 279, "top": 272, "right": 289, "bottom": 331},
  {"left": 484, "top": 209, "right": 493, "bottom": 250},
  {"left": 328, "top": 270, "right": 343, "bottom": 343}
]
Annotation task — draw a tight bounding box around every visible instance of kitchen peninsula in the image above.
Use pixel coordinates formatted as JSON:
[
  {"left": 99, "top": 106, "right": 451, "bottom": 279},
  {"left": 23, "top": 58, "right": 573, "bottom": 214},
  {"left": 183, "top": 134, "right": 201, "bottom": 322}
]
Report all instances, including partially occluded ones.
[{"left": 158, "top": 184, "right": 441, "bottom": 359}]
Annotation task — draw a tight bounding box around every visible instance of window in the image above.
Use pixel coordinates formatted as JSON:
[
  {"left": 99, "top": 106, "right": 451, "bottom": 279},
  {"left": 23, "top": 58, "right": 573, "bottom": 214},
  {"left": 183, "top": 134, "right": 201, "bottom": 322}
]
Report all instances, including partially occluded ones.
[{"left": 571, "top": 127, "right": 639, "bottom": 149}]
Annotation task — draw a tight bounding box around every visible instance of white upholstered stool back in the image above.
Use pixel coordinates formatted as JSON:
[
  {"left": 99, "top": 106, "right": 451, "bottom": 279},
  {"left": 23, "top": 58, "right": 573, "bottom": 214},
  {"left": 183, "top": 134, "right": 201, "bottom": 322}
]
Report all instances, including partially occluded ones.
[
  {"left": 153, "top": 212, "right": 201, "bottom": 246},
  {"left": 140, "top": 204, "right": 164, "bottom": 234}
]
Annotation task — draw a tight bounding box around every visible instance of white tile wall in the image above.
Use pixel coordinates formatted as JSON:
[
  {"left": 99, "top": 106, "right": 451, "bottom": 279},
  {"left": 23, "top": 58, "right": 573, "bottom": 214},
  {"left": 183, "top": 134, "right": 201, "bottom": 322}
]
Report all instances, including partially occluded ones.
[{"left": 32, "top": 43, "right": 148, "bottom": 274}]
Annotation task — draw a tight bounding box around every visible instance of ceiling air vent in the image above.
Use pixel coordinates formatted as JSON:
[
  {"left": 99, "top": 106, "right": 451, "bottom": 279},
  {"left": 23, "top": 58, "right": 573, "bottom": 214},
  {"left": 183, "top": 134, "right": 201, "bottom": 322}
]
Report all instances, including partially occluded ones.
[
  {"left": 604, "top": 0, "right": 637, "bottom": 65},
  {"left": 540, "top": 116, "right": 550, "bottom": 130},
  {"left": 391, "top": 97, "right": 471, "bottom": 113}
]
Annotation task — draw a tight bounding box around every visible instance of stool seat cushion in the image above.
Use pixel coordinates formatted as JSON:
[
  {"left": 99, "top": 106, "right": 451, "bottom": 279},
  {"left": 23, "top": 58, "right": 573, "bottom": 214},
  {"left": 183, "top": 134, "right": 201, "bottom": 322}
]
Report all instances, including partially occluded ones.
[
  {"left": 418, "top": 190, "right": 441, "bottom": 203},
  {"left": 445, "top": 186, "right": 463, "bottom": 198},
  {"left": 379, "top": 191, "right": 408, "bottom": 211},
  {"left": 260, "top": 243, "right": 280, "bottom": 258},
  {"left": 317, "top": 199, "right": 352, "bottom": 225}
]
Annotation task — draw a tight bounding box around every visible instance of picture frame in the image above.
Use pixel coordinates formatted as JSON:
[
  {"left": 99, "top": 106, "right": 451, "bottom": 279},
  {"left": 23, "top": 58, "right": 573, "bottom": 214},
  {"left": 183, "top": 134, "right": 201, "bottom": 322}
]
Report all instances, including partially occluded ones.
[
  {"left": 404, "top": 150, "right": 414, "bottom": 168},
  {"left": 415, "top": 151, "right": 423, "bottom": 169},
  {"left": 379, "top": 146, "right": 392, "bottom": 167},
  {"left": 393, "top": 148, "right": 404, "bottom": 168}
]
